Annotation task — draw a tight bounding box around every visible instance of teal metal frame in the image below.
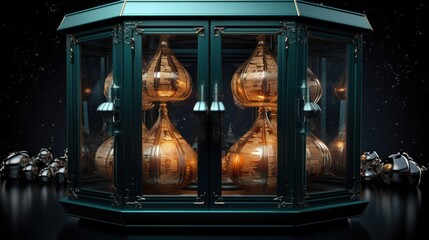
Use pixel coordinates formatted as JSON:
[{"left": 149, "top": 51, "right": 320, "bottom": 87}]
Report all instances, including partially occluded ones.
[{"left": 59, "top": 0, "right": 372, "bottom": 227}]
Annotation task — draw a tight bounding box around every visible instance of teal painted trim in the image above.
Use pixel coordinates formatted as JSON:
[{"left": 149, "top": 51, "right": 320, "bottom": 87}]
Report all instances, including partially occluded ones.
[
  {"left": 126, "top": 22, "right": 142, "bottom": 195},
  {"left": 66, "top": 34, "right": 78, "bottom": 189},
  {"left": 74, "top": 42, "right": 83, "bottom": 188},
  {"left": 297, "top": 1, "right": 372, "bottom": 31},
  {"left": 135, "top": 20, "right": 210, "bottom": 28},
  {"left": 57, "top": 2, "right": 124, "bottom": 31},
  {"left": 196, "top": 21, "right": 210, "bottom": 203},
  {"left": 222, "top": 28, "right": 282, "bottom": 34},
  {"left": 345, "top": 43, "right": 354, "bottom": 190},
  {"left": 283, "top": 21, "right": 299, "bottom": 207},
  {"left": 209, "top": 20, "right": 285, "bottom": 28},
  {"left": 295, "top": 24, "right": 308, "bottom": 204},
  {"left": 133, "top": 20, "right": 209, "bottom": 35},
  {"left": 216, "top": 24, "right": 283, "bottom": 40},
  {"left": 122, "top": 1, "right": 297, "bottom": 17},
  {"left": 73, "top": 29, "right": 113, "bottom": 42},
  {"left": 348, "top": 35, "right": 363, "bottom": 191},
  {"left": 307, "top": 28, "right": 355, "bottom": 42},
  {"left": 118, "top": 23, "right": 134, "bottom": 193},
  {"left": 276, "top": 32, "right": 287, "bottom": 198},
  {"left": 133, "top": 29, "right": 143, "bottom": 195},
  {"left": 209, "top": 21, "right": 223, "bottom": 206},
  {"left": 58, "top": 1, "right": 371, "bottom": 32},
  {"left": 59, "top": 196, "right": 368, "bottom": 227},
  {"left": 138, "top": 28, "right": 202, "bottom": 34},
  {"left": 112, "top": 27, "right": 122, "bottom": 192}
]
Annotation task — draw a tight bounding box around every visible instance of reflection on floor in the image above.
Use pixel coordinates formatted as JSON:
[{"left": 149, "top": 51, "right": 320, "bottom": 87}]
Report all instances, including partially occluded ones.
[{"left": 0, "top": 178, "right": 426, "bottom": 240}]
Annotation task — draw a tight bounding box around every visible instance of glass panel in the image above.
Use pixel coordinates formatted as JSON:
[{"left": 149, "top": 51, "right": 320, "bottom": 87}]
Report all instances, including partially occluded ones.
[
  {"left": 141, "top": 34, "right": 198, "bottom": 195},
  {"left": 221, "top": 34, "right": 278, "bottom": 196},
  {"left": 80, "top": 37, "right": 114, "bottom": 192},
  {"left": 307, "top": 37, "right": 348, "bottom": 193}
]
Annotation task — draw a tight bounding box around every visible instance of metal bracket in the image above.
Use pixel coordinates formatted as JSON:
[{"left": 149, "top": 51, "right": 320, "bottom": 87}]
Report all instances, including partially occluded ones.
[
  {"left": 296, "top": 185, "right": 309, "bottom": 208},
  {"left": 112, "top": 24, "right": 122, "bottom": 44},
  {"left": 280, "top": 22, "right": 296, "bottom": 56},
  {"left": 274, "top": 196, "right": 292, "bottom": 208},
  {"left": 124, "top": 22, "right": 141, "bottom": 45},
  {"left": 66, "top": 175, "right": 79, "bottom": 199},
  {"left": 354, "top": 34, "right": 363, "bottom": 61},
  {"left": 278, "top": 21, "right": 287, "bottom": 35},
  {"left": 214, "top": 27, "right": 225, "bottom": 37},
  {"left": 194, "top": 192, "right": 206, "bottom": 205},
  {"left": 135, "top": 28, "right": 144, "bottom": 35},
  {"left": 194, "top": 27, "right": 205, "bottom": 36},
  {"left": 112, "top": 184, "right": 123, "bottom": 206},
  {"left": 193, "top": 84, "right": 208, "bottom": 141},
  {"left": 67, "top": 35, "right": 77, "bottom": 64},
  {"left": 126, "top": 193, "right": 145, "bottom": 208},
  {"left": 275, "top": 178, "right": 294, "bottom": 208},
  {"left": 210, "top": 83, "right": 225, "bottom": 141},
  {"left": 213, "top": 192, "right": 225, "bottom": 205}
]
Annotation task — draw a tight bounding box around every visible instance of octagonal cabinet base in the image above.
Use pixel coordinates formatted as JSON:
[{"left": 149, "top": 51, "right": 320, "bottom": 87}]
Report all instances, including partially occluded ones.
[{"left": 59, "top": 198, "right": 368, "bottom": 228}]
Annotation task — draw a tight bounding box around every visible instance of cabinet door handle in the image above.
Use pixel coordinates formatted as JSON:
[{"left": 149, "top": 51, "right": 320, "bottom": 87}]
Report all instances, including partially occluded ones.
[
  {"left": 193, "top": 84, "right": 209, "bottom": 142},
  {"left": 210, "top": 84, "right": 225, "bottom": 141}
]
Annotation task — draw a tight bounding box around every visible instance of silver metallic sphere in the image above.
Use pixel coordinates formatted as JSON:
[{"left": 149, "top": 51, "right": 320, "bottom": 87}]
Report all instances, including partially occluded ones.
[
  {"left": 0, "top": 162, "right": 4, "bottom": 179},
  {"left": 54, "top": 149, "right": 68, "bottom": 184},
  {"left": 382, "top": 151, "right": 424, "bottom": 186},
  {"left": 360, "top": 150, "right": 383, "bottom": 183},
  {"left": 38, "top": 167, "right": 54, "bottom": 183},
  {"left": 35, "top": 148, "right": 53, "bottom": 167},
  {"left": 48, "top": 160, "right": 61, "bottom": 173},
  {"left": 2, "top": 151, "right": 32, "bottom": 179},
  {"left": 55, "top": 166, "right": 68, "bottom": 184},
  {"left": 408, "top": 160, "right": 423, "bottom": 186},
  {"left": 23, "top": 163, "right": 39, "bottom": 181}
]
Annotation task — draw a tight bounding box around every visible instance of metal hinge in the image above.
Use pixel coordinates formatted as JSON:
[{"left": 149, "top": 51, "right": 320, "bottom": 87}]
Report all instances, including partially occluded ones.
[{"left": 194, "top": 192, "right": 206, "bottom": 205}]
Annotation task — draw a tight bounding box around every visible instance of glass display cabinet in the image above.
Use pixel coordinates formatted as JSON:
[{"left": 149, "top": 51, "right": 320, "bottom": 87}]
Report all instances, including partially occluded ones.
[{"left": 58, "top": 0, "right": 372, "bottom": 227}]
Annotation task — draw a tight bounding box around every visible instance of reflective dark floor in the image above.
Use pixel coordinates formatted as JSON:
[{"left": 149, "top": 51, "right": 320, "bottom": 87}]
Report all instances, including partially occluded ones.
[{"left": 0, "top": 177, "right": 427, "bottom": 240}]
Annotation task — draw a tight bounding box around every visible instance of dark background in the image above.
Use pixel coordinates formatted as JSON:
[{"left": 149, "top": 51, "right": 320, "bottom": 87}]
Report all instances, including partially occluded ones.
[
  {"left": 0, "top": 1, "right": 427, "bottom": 240},
  {"left": 1, "top": 0, "right": 428, "bottom": 166}
]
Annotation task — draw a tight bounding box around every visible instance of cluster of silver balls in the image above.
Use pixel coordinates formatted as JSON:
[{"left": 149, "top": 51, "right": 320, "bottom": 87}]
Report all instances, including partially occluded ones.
[
  {"left": 2, "top": 147, "right": 426, "bottom": 187},
  {"left": 0, "top": 148, "right": 68, "bottom": 184},
  {"left": 360, "top": 150, "right": 427, "bottom": 187}
]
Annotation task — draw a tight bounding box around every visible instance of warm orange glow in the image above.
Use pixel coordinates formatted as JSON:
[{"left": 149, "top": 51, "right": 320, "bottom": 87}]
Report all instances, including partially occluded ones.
[
  {"left": 307, "top": 68, "right": 322, "bottom": 103},
  {"left": 328, "top": 132, "right": 347, "bottom": 177},
  {"left": 142, "top": 103, "right": 196, "bottom": 195},
  {"left": 335, "top": 140, "right": 345, "bottom": 149},
  {"left": 142, "top": 35, "right": 192, "bottom": 102},
  {"left": 383, "top": 163, "right": 393, "bottom": 172},
  {"left": 231, "top": 35, "right": 278, "bottom": 108},
  {"left": 140, "top": 35, "right": 195, "bottom": 194},
  {"left": 306, "top": 132, "right": 332, "bottom": 181},
  {"left": 83, "top": 88, "right": 91, "bottom": 95},
  {"left": 94, "top": 137, "right": 114, "bottom": 181},
  {"left": 227, "top": 107, "right": 277, "bottom": 195},
  {"left": 333, "top": 73, "right": 347, "bottom": 100}
]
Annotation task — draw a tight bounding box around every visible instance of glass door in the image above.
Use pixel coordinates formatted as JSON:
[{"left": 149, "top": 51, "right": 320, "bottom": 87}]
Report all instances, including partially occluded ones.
[
  {"left": 135, "top": 21, "right": 210, "bottom": 208},
  {"left": 306, "top": 33, "right": 351, "bottom": 195},
  {"left": 134, "top": 20, "right": 286, "bottom": 208},
  {"left": 209, "top": 21, "right": 285, "bottom": 208},
  {"left": 78, "top": 32, "right": 115, "bottom": 194}
]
